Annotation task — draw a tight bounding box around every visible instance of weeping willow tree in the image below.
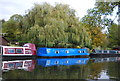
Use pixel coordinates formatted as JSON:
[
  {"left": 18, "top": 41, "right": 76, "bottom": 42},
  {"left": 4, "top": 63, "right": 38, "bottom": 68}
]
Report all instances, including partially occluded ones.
[
  {"left": 2, "top": 3, "right": 92, "bottom": 48},
  {"left": 21, "top": 3, "right": 92, "bottom": 47}
]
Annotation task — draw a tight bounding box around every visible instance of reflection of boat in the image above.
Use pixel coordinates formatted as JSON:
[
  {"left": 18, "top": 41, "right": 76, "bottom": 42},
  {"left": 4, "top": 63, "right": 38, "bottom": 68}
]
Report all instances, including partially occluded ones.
[
  {"left": 0, "top": 43, "right": 36, "bottom": 57},
  {"left": 2, "top": 60, "right": 35, "bottom": 72},
  {"left": 90, "top": 49, "right": 120, "bottom": 56},
  {"left": 92, "top": 57, "right": 119, "bottom": 63},
  {"left": 37, "top": 58, "right": 90, "bottom": 67},
  {"left": 37, "top": 48, "right": 89, "bottom": 57}
]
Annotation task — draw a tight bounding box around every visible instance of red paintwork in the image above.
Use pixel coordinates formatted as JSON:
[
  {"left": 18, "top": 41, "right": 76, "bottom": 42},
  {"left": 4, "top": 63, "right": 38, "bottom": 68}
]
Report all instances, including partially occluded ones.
[
  {"left": 23, "top": 43, "right": 36, "bottom": 55},
  {"left": 25, "top": 48, "right": 32, "bottom": 54},
  {"left": 2, "top": 43, "right": 36, "bottom": 56},
  {"left": 2, "top": 60, "right": 35, "bottom": 72}
]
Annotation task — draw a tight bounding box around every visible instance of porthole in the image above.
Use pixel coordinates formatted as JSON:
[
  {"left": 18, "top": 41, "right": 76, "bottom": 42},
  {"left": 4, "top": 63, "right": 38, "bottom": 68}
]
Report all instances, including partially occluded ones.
[
  {"left": 77, "top": 60, "right": 81, "bottom": 63},
  {"left": 78, "top": 51, "right": 81, "bottom": 53},
  {"left": 81, "top": 60, "right": 85, "bottom": 63},
  {"left": 66, "top": 61, "right": 69, "bottom": 63},
  {"left": 82, "top": 51, "right": 84, "bottom": 53},
  {"left": 66, "top": 50, "right": 69, "bottom": 53},
  {"left": 55, "top": 51, "right": 59, "bottom": 54},
  {"left": 55, "top": 61, "right": 59, "bottom": 64},
  {"left": 47, "top": 50, "right": 50, "bottom": 53}
]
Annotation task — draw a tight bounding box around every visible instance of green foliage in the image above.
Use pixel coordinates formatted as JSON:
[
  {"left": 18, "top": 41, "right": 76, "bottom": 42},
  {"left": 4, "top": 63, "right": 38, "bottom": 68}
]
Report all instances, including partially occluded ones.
[
  {"left": 108, "top": 24, "right": 120, "bottom": 47},
  {"left": 2, "top": 2, "right": 119, "bottom": 48},
  {"left": 95, "top": 2, "right": 119, "bottom": 15},
  {"left": 81, "top": 2, "right": 119, "bottom": 49},
  {"left": 2, "top": 3, "right": 92, "bottom": 48},
  {"left": 2, "top": 14, "right": 23, "bottom": 41}
]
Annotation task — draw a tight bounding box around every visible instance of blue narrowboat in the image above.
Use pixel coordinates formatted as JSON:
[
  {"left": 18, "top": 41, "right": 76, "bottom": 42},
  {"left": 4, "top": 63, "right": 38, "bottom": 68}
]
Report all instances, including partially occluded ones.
[
  {"left": 37, "top": 58, "right": 90, "bottom": 67},
  {"left": 37, "top": 48, "right": 89, "bottom": 57}
]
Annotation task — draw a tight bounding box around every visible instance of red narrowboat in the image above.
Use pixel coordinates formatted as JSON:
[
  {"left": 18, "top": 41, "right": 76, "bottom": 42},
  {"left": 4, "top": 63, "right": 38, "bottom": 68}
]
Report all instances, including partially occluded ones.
[
  {"left": 2, "top": 60, "right": 35, "bottom": 72},
  {"left": 0, "top": 43, "right": 36, "bottom": 56}
]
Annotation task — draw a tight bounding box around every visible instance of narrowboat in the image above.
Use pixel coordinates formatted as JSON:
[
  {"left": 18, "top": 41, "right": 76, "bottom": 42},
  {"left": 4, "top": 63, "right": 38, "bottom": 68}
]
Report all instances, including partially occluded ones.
[
  {"left": 37, "top": 58, "right": 90, "bottom": 67},
  {"left": 90, "top": 49, "right": 120, "bottom": 57},
  {"left": 2, "top": 59, "right": 35, "bottom": 72},
  {"left": 37, "top": 48, "right": 89, "bottom": 57},
  {"left": 0, "top": 43, "right": 36, "bottom": 57},
  {"left": 91, "top": 57, "right": 120, "bottom": 63}
]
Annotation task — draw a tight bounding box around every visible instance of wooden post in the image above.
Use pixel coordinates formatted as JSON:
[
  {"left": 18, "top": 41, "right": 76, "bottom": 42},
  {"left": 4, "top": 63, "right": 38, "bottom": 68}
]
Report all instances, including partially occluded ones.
[{"left": 118, "top": 2, "right": 120, "bottom": 46}]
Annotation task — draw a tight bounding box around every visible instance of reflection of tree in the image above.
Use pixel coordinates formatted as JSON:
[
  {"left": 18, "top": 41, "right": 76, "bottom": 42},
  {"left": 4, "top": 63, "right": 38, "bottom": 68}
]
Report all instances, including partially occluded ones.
[
  {"left": 34, "top": 65, "right": 88, "bottom": 79},
  {"left": 3, "top": 58, "right": 120, "bottom": 79},
  {"left": 3, "top": 64, "right": 90, "bottom": 79},
  {"left": 86, "top": 62, "right": 107, "bottom": 79},
  {"left": 3, "top": 70, "right": 35, "bottom": 79},
  {"left": 107, "top": 62, "right": 120, "bottom": 79}
]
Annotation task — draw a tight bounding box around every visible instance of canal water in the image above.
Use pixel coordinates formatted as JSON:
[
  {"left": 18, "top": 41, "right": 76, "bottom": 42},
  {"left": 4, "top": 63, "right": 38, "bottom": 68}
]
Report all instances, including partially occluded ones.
[{"left": 1, "top": 56, "right": 120, "bottom": 80}]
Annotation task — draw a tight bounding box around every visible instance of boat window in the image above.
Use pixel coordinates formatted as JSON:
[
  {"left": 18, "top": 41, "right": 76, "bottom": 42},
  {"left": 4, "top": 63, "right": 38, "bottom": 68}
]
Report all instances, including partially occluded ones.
[
  {"left": 8, "top": 49, "right": 15, "bottom": 53},
  {"left": 116, "top": 51, "right": 118, "bottom": 54},
  {"left": 65, "top": 61, "right": 69, "bottom": 63},
  {"left": 55, "top": 51, "right": 59, "bottom": 54},
  {"left": 66, "top": 50, "right": 69, "bottom": 53},
  {"left": 118, "top": 51, "right": 120, "bottom": 54},
  {"left": 16, "top": 49, "right": 23, "bottom": 53},
  {"left": 82, "top": 51, "right": 85, "bottom": 53},
  {"left": 78, "top": 51, "right": 81, "bottom": 53},
  {"left": 103, "top": 58, "right": 108, "bottom": 61},
  {"left": 24, "top": 61, "right": 32, "bottom": 67},
  {"left": 115, "top": 51, "right": 118, "bottom": 54},
  {"left": 77, "top": 60, "right": 81, "bottom": 63},
  {"left": 46, "top": 60, "right": 50, "bottom": 65},
  {"left": 109, "top": 51, "right": 116, "bottom": 54},
  {"left": 47, "top": 50, "right": 50, "bottom": 53},
  {"left": 109, "top": 58, "right": 116, "bottom": 61},
  {"left": 81, "top": 60, "right": 85, "bottom": 63},
  {"left": 55, "top": 61, "right": 59, "bottom": 64},
  {"left": 16, "top": 63, "right": 23, "bottom": 67},
  {"left": 98, "top": 50, "right": 102, "bottom": 53},
  {"left": 25, "top": 50, "right": 32, "bottom": 54},
  {"left": 8, "top": 63, "right": 14, "bottom": 68},
  {"left": 86, "top": 49, "right": 88, "bottom": 53},
  {"left": 104, "top": 51, "right": 108, "bottom": 53}
]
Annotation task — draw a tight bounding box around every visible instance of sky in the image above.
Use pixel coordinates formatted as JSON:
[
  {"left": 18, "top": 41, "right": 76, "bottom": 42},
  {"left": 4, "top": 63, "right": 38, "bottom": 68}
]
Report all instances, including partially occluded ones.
[{"left": 0, "top": 0, "right": 96, "bottom": 21}]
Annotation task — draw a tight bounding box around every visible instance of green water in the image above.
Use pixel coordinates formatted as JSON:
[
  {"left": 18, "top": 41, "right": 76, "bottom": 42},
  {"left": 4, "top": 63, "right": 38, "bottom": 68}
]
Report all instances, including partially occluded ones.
[{"left": 2, "top": 56, "right": 120, "bottom": 80}]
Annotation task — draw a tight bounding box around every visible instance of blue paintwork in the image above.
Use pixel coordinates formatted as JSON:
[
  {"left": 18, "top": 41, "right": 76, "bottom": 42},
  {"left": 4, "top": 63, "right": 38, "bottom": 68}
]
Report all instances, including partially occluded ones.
[
  {"left": 37, "top": 58, "right": 90, "bottom": 67},
  {"left": 37, "top": 48, "right": 90, "bottom": 57}
]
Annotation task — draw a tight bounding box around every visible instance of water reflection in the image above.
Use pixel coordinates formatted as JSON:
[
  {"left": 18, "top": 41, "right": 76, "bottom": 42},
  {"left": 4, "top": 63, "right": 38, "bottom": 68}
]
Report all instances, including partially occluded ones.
[
  {"left": 37, "top": 58, "right": 90, "bottom": 67},
  {"left": 91, "top": 57, "right": 120, "bottom": 63},
  {"left": 98, "top": 70, "right": 109, "bottom": 79},
  {"left": 2, "top": 59, "right": 35, "bottom": 72},
  {"left": 2, "top": 56, "right": 120, "bottom": 80},
  {"left": 89, "top": 56, "right": 120, "bottom": 80}
]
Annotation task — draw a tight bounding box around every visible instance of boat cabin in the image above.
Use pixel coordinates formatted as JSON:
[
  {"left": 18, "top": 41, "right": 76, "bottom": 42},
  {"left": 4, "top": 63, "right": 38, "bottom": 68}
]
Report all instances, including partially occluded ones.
[
  {"left": 92, "top": 49, "right": 120, "bottom": 54},
  {"left": 0, "top": 43, "right": 36, "bottom": 56}
]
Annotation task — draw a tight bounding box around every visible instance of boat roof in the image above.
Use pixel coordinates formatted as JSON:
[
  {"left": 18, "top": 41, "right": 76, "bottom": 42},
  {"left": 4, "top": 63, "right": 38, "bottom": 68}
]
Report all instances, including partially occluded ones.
[
  {"left": 93, "top": 49, "right": 119, "bottom": 51},
  {"left": 1, "top": 45, "right": 29, "bottom": 48}
]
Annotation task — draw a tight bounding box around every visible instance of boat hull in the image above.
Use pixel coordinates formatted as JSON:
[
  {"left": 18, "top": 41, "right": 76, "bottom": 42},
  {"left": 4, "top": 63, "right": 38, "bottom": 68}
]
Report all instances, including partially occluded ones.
[
  {"left": 90, "top": 53, "right": 120, "bottom": 57},
  {"left": 37, "top": 48, "right": 89, "bottom": 57},
  {"left": 37, "top": 58, "right": 90, "bottom": 67},
  {"left": 90, "top": 49, "right": 120, "bottom": 57}
]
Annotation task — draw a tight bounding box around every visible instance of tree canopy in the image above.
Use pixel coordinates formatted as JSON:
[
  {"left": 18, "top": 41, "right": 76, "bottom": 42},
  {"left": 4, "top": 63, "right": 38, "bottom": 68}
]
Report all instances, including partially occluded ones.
[{"left": 2, "top": 2, "right": 119, "bottom": 49}]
